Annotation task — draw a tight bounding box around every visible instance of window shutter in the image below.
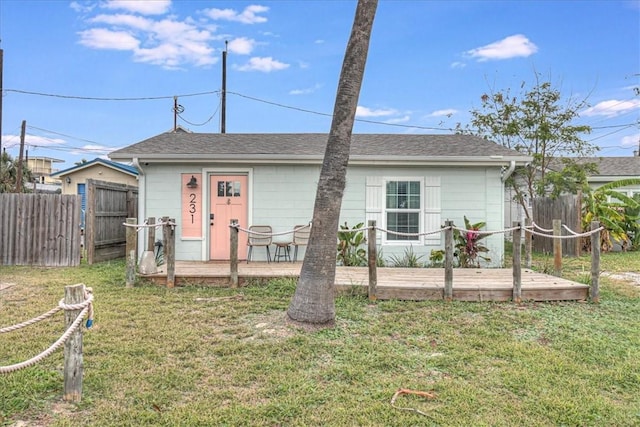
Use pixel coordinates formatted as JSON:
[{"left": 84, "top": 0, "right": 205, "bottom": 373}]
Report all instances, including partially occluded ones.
[
  {"left": 365, "top": 176, "right": 383, "bottom": 245},
  {"left": 424, "top": 176, "right": 441, "bottom": 244}
]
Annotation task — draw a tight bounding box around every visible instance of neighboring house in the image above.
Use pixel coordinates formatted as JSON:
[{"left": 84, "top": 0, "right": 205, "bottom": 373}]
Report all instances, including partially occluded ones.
[
  {"left": 504, "top": 154, "right": 640, "bottom": 227},
  {"left": 27, "top": 156, "right": 64, "bottom": 185},
  {"left": 51, "top": 158, "right": 139, "bottom": 228},
  {"left": 109, "top": 132, "right": 531, "bottom": 266}
]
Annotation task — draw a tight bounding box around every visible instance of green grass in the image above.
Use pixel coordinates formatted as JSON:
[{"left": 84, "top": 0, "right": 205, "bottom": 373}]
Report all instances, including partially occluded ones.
[{"left": 1, "top": 252, "right": 639, "bottom": 426}]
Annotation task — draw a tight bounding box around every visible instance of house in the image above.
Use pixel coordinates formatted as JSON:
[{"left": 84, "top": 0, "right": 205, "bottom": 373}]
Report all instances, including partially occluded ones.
[
  {"left": 504, "top": 154, "right": 640, "bottom": 227},
  {"left": 26, "top": 156, "right": 64, "bottom": 185},
  {"left": 109, "top": 133, "right": 532, "bottom": 266},
  {"left": 50, "top": 158, "right": 139, "bottom": 227}
]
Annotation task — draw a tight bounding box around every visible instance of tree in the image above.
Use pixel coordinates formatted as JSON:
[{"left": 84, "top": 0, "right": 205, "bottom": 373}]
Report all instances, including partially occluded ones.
[
  {"left": 0, "top": 151, "right": 32, "bottom": 193},
  {"left": 459, "top": 75, "right": 597, "bottom": 218},
  {"left": 287, "top": 0, "right": 378, "bottom": 326},
  {"left": 582, "top": 178, "right": 640, "bottom": 251}
]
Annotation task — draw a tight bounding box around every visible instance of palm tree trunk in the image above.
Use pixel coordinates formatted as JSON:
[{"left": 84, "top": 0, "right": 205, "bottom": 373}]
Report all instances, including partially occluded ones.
[{"left": 287, "top": 0, "right": 378, "bottom": 325}]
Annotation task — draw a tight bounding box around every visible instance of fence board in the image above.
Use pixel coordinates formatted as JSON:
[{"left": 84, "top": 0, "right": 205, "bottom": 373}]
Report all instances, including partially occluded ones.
[
  {"left": 85, "top": 179, "right": 138, "bottom": 264},
  {"left": 0, "top": 194, "right": 81, "bottom": 266},
  {"left": 532, "top": 194, "right": 582, "bottom": 256}
]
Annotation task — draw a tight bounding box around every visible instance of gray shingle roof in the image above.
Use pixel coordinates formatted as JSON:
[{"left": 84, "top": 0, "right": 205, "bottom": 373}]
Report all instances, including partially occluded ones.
[
  {"left": 109, "top": 133, "right": 530, "bottom": 164},
  {"left": 550, "top": 157, "right": 640, "bottom": 178}
]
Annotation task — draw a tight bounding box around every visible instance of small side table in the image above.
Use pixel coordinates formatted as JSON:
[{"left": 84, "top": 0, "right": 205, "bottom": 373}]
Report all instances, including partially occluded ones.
[{"left": 274, "top": 242, "right": 291, "bottom": 262}]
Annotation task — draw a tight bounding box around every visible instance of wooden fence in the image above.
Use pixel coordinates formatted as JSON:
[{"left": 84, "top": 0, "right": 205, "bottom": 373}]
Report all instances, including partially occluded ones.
[
  {"left": 532, "top": 194, "right": 582, "bottom": 256},
  {"left": 85, "top": 179, "right": 138, "bottom": 264},
  {"left": 0, "top": 194, "right": 82, "bottom": 266}
]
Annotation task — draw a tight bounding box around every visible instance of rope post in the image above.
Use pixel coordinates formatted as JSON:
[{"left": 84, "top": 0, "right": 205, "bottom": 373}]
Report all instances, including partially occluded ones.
[
  {"left": 590, "top": 221, "right": 601, "bottom": 303},
  {"left": 125, "top": 218, "right": 137, "bottom": 288},
  {"left": 63, "top": 284, "right": 85, "bottom": 402},
  {"left": 163, "top": 216, "right": 176, "bottom": 288},
  {"left": 367, "top": 220, "right": 377, "bottom": 301},
  {"left": 147, "top": 217, "right": 156, "bottom": 252},
  {"left": 512, "top": 222, "right": 522, "bottom": 303},
  {"left": 444, "top": 220, "right": 454, "bottom": 301},
  {"left": 524, "top": 217, "right": 532, "bottom": 269},
  {"left": 230, "top": 219, "right": 239, "bottom": 288},
  {"left": 553, "top": 219, "right": 562, "bottom": 277}
]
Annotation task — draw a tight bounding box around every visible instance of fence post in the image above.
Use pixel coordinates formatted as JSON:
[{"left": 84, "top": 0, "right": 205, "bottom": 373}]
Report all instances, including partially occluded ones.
[
  {"left": 553, "top": 219, "right": 562, "bottom": 277},
  {"left": 125, "top": 218, "right": 136, "bottom": 288},
  {"left": 524, "top": 217, "right": 532, "bottom": 269},
  {"left": 590, "top": 221, "right": 600, "bottom": 303},
  {"left": 444, "top": 220, "right": 454, "bottom": 301},
  {"left": 230, "top": 219, "right": 239, "bottom": 288},
  {"left": 368, "top": 220, "right": 377, "bottom": 301},
  {"left": 512, "top": 222, "right": 522, "bottom": 303},
  {"left": 63, "top": 283, "right": 85, "bottom": 402},
  {"left": 147, "top": 217, "right": 156, "bottom": 252},
  {"left": 163, "top": 217, "right": 175, "bottom": 288}
]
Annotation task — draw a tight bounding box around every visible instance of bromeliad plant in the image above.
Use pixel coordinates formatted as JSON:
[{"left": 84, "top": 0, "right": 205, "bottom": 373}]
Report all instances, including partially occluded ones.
[
  {"left": 337, "top": 222, "right": 367, "bottom": 266},
  {"left": 453, "top": 216, "right": 491, "bottom": 268}
]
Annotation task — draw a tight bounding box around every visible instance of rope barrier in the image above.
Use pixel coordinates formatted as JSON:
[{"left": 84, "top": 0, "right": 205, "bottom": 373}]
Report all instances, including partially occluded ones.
[
  {"left": 229, "top": 221, "right": 602, "bottom": 242},
  {"left": 0, "top": 289, "right": 94, "bottom": 374},
  {"left": 122, "top": 219, "right": 176, "bottom": 232}
]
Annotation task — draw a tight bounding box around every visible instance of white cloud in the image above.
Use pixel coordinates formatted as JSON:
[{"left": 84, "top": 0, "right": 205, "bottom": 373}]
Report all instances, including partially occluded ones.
[
  {"left": 203, "top": 5, "right": 268, "bottom": 24},
  {"left": 102, "top": 0, "right": 171, "bottom": 15},
  {"left": 356, "top": 106, "right": 398, "bottom": 117},
  {"left": 78, "top": 12, "right": 216, "bottom": 68},
  {"left": 71, "top": 144, "right": 117, "bottom": 155},
  {"left": 289, "top": 83, "right": 321, "bottom": 95},
  {"left": 581, "top": 99, "right": 640, "bottom": 117},
  {"left": 621, "top": 134, "right": 640, "bottom": 148},
  {"left": 227, "top": 37, "right": 256, "bottom": 55},
  {"left": 430, "top": 109, "right": 458, "bottom": 117},
  {"left": 237, "top": 57, "right": 289, "bottom": 72},
  {"left": 78, "top": 28, "right": 140, "bottom": 50},
  {"left": 466, "top": 34, "right": 538, "bottom": 61},
  {"left": 450, "top": 61, "right": 466, "bottom": 69}
]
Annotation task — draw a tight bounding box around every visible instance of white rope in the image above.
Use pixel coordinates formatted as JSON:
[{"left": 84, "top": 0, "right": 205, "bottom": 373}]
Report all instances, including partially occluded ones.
[
  {"left": 531, "top": 222, "right": 554, "bottom": 233},
  {"left": 0, "top": 306, "right": 62, "bottom": 334},
  {"left": 562, "top": 224, "right": 584, "bottom": 236},
  {"left": 122, "top": 219, "right": 175, "bottom": 232},
  {"left": 235, "top": 224, "right": 310, "bottom": 237},
  {"left": 450, "top": 225, "right": 521, "bottom": 236},
  {"left": 0, "top": 306, "right": 89, "bottom": 374},
  {"left": 528, "top": 227, "right": 603, "bottom": 240}
]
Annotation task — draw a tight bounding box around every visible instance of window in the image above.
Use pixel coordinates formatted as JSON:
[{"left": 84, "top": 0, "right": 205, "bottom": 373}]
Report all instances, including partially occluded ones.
[{"left": 385, "top": 180, "right": 421, "bottom": 241}]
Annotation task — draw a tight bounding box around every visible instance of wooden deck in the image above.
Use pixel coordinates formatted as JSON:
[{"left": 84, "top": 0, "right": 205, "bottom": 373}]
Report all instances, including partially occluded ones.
[{"left": 140, "top": 261, "right": 589, "bottom": 302}]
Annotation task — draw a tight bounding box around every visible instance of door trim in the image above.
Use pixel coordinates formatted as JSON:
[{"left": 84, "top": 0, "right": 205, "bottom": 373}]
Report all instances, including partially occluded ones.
[{"left": 201, "top": 167, "right": 253, "bottom": 260}]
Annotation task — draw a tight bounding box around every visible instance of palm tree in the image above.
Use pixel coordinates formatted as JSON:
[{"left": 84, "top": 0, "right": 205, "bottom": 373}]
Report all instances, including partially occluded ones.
[
  {"left": 0, "top": 152, "right": 33, "bottom": 193},
  {"left": 287, "top": 0, "right": 378, "bottom": 326}
]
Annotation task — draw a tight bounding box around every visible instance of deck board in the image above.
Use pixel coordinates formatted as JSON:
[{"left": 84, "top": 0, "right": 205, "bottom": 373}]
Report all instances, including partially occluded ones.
[{"left": 141, "top": 261, "right": 589, "bottom": 302}]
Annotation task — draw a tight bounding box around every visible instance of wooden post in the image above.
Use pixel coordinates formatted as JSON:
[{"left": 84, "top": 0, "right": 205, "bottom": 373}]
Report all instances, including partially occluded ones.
[
  {"left": 63, "top": 283, "right": 85, "bottom": 402},
  {"left": 230, "top": 219, "right": 239, "bottom": 288},
  {"left": 553, "top": 219, "right": 562, "bottom": 277},
  {"left": 590, "top": 221, "right": 600, "bottom": 303},
  {"left": 444, "top": 220, "right": 454, "bottom": 301},
  {"left": 524, "top": 217, "right": 532, "bottom": 269},
  {"left": 367, "top": 220, "right": 377, "bottom": 301},
  {"left": 147, "top": 217, "right": 156, "bottom": 252},
  {"left": 125, "top": 218, "right": 136, "bottom": 288},
  {"left": 512, "top": 222, "right": 522, "bottom": 303},
  {"left": 163, "top": 216, "right": 175, "bottom": 288}
]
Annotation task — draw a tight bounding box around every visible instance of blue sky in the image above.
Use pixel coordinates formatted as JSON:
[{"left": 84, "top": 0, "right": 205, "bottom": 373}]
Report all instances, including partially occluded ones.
[{"left": 1, "top": 0, "right": 639, "bottom": 170}]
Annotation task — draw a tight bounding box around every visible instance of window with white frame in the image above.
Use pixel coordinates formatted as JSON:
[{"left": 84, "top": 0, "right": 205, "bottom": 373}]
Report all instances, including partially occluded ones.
[{"left": 385, "top": 180, "right": 421, "bottom": 241}]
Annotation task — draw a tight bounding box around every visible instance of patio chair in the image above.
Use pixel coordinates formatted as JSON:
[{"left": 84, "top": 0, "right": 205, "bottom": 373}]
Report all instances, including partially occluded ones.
[
  {"left": 291, "top": 224, "right": 311, "bottom": 262},
  {"left": 247, "top": 225, "right": 272, "bottom": 263}
]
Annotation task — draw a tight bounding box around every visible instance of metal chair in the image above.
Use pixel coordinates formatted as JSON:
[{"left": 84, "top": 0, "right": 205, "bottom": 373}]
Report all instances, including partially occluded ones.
[
  {"left": 291, "top": 224, "right": 311, "bottom": 262},
  {"left": 247, "top": 225, "right": 272, "bottom": 262}
]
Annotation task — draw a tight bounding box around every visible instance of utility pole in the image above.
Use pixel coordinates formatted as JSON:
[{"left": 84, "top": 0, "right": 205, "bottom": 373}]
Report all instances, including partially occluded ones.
[
  {"left": 221, "top": 41, "right": 227, "bottom": 134},
  {"left": 16, "top": 120, "right": 26, "bottom": 193}
]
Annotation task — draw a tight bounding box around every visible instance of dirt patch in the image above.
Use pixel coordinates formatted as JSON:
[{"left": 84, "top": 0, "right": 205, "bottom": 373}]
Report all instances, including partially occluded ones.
[
  {"left": 0, "top": 282, "right": 16, "bottom": 292},
  {"left": 602, "top": 272, "right": 640, "bottom": 286}
]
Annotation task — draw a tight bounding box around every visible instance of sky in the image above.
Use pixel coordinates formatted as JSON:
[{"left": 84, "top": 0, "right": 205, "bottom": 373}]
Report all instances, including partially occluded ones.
[{"left": 0, "top": 0, "right": 639, "bottom": 171}]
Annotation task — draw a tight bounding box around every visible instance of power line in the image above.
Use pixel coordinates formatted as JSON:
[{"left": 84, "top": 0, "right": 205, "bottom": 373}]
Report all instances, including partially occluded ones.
[{"left": 4, "top": 88, "right": 220, "bottom": 101}]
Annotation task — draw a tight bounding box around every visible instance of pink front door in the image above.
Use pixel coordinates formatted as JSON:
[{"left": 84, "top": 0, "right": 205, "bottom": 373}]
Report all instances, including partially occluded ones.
[{"left": 209, "top": 175, "right": 248, "bottom": 260}]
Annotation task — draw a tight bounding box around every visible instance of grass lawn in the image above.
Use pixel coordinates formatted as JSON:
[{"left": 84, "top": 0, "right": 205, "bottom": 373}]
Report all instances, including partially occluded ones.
[{"left": 1, "top": 250, "right": 639, "bottom": 426}]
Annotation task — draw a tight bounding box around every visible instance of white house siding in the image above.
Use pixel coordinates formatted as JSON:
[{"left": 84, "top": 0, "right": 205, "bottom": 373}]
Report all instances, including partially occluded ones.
[{"left": 140, "top": 163, "right": 505, "bottom": 266}]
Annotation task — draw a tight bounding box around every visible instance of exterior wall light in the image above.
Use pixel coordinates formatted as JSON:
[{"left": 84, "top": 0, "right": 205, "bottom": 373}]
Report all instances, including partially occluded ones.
[{"left": 186, "top": 175, "right": 198, "bottom": 188}]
